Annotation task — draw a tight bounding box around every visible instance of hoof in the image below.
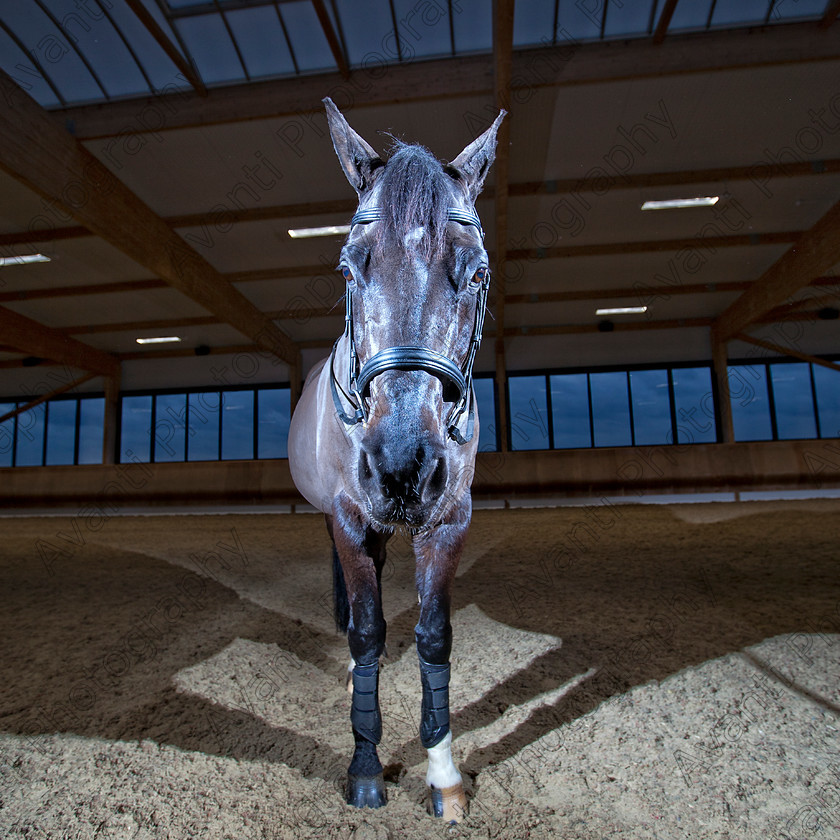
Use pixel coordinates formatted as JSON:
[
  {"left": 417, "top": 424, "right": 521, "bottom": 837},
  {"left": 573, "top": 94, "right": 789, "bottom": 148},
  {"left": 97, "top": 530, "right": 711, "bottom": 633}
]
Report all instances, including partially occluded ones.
[
  {"left": 429, "top": 783, "right": 467, "bottom": 823},
  {"left": 346, "top": 773, "right": 387, "bottom": 809}
]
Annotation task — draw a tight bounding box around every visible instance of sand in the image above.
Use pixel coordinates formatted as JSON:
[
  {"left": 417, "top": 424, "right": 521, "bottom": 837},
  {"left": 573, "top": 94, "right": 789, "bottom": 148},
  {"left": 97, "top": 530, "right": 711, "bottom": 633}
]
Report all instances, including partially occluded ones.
[{"left": 1, "top": 499, "right": 838, "bottom": 839}]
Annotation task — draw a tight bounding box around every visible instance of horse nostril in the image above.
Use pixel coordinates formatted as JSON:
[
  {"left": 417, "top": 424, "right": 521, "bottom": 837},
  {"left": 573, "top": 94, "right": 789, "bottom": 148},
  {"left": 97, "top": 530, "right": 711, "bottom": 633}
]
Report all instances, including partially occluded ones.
[
  {"left": 426, "top": 456, "right": 448, "bottom": 497},
  {"left": 359, "top": 449, "right": 373, "bottom": 484}
]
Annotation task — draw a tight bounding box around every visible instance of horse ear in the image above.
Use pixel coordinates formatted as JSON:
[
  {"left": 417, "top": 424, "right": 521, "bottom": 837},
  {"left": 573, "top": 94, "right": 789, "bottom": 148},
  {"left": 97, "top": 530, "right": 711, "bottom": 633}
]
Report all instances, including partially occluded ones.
[
  {"left": 448, "top": 110, "right": 506, "bottom": 202},
  {"left": 323, "top": 97, "right": 384, "bottom": 195}
]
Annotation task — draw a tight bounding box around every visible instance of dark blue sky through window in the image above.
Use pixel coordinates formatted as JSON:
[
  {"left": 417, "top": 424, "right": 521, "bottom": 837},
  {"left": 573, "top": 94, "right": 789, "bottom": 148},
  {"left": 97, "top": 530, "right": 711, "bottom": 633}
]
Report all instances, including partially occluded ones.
[
  {"left": 508, "top": 376, "right": 550, "bottom": 450},
  {"left": 590, "top": 371, "right": 632, "bottom": 447},
  {"left": 630, "top": 369, "right": 672, "bottom": 446},
  {"left": 121, "top": 395, "right": 152, "bottom": 463},
  {"left": 45, "top": 399, "right": 77, "bottom": 465},
  {"left": 474, "top": 377, "right": 497, "bottom": 452},
  {"left": 550, "top": 373, "right": 591, "bottom": 449},
  {"left": 258, "top": 388, "right": 290, "bottom": 459},
  {"left": 188, "top": 392, "right": 221, "bottom": 460},
  {"left": 222, "top": 390, "right": 255, "bottom": 460},
  {"left": 671, "top": 367, "right": 717, "bottom": 444},
  {"left": 729, "top": 364, "right": 773, "bottom": 441},
  {"left": 770, "top": 363, "right": 817, "bottom": 440}
]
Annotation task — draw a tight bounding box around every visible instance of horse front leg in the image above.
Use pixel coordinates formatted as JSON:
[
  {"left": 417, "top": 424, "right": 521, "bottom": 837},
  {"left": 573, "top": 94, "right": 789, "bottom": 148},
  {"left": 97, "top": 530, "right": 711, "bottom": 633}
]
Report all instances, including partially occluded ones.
[
  {"left": 331, "top": 495, "right": 389, "bottom": 809},
  {"left": 413, "top": 493, "right": 470, "bottom": 823}
]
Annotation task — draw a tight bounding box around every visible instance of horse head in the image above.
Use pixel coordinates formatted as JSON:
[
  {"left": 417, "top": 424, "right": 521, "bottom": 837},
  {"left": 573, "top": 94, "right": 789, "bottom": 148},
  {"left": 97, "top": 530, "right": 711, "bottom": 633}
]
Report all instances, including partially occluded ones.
[{"left": 324, "top": 98, "right": 504, "bottom": 531}]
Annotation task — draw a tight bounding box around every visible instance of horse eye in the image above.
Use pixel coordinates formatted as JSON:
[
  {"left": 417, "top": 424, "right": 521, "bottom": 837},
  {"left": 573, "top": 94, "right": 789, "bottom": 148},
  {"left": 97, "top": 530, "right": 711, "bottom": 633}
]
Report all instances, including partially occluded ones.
[
  {"left": 472, "top": 267, "right": 488, "bottom": 286},
  {"left": 341, "top": 266, "right": 354, "bottom": 284}
]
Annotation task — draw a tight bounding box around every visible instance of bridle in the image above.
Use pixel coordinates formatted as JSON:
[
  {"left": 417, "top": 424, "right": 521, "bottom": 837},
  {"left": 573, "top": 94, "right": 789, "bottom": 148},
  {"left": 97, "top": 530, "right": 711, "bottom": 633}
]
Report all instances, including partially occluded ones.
[{"left": 329, "top": 205, "right": 490, "bottom": 446}]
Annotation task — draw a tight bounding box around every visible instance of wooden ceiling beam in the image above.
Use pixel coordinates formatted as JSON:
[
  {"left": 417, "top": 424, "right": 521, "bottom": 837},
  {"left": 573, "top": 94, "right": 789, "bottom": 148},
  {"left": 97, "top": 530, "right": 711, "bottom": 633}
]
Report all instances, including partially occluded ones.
[
  {"left": 507, "top": 230, "right": 799, "bottom": 261},
  {"left": 123, "top": 0, "right": 207, "bottom": 95},
  {"left": 0, "top": 304, "right": 119, "bottom": 376},
  {"left": 734, "top": 333, "right": 840, "bottom": 372},
  {"left": 58, "top": 21, "right": 840, "bottom": 139},
  {"left": 653, "top": 0, "right": 681, "bottom": 45},
  {"left": 714, "top": 199, "right": 840, "bottom": 340},
  {"left": 0, "top": 70, "right": 298, "bottom": 366},
  {"left": 820, "top": 0, "right": 840, "bottom": 28},
  {"left": 311, "top": 0, "right": 350, "bottom": 79},
  {"left": 0, "top": 372, "right": 97, "bottom": 424}
]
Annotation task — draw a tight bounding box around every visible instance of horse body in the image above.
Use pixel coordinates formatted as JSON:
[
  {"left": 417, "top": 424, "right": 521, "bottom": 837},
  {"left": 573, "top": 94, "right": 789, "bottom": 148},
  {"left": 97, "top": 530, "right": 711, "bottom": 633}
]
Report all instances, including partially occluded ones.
[{"left": 288, "top": 99, "right": 503, "bottom": 822}]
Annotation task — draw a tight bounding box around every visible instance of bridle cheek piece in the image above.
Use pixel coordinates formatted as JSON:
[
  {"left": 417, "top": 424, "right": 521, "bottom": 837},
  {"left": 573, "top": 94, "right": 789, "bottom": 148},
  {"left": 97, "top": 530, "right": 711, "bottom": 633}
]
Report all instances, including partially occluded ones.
[{"left": 329, "top": 207, "right": 489, "bottom": 446}]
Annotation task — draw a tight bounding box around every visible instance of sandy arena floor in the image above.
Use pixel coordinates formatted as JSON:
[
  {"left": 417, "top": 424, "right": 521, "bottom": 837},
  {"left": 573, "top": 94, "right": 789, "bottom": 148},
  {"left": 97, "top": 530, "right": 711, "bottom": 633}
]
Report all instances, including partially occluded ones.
[{"left": 0, "top": 499, "right": 839, "bottom": 839}]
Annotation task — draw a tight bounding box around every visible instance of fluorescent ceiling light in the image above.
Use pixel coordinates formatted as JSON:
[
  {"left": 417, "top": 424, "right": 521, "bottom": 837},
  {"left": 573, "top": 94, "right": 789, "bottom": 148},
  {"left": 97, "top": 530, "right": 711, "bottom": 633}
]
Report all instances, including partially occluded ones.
[
  {"left": 596, "top": 306, "right": 648, "bottom": 316},
  {"left": 136, "top": 336, "right": 182, "bottom": 345},
  {"left": 288, "top": 225, "right": 351, "bottom": 239},
  {"left": 0, "top": 253, "right": 51, "bottom": 267},
  {"left": 641, "top": 196, "right": 719, "bottom": 210}
]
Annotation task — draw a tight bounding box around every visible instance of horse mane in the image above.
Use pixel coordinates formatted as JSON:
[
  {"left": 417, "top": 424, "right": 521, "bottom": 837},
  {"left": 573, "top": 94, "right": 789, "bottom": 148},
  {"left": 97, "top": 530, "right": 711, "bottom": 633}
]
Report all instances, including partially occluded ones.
[{"left": 376, "top": 141, "right": 453, "bottom": 261}]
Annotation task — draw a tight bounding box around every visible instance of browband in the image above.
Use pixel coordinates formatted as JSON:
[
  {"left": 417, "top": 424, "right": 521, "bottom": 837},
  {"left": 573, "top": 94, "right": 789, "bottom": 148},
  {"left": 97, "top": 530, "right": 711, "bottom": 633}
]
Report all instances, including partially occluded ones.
[{"left": 351, "top": 207, "right": 484, "bottom": 239}]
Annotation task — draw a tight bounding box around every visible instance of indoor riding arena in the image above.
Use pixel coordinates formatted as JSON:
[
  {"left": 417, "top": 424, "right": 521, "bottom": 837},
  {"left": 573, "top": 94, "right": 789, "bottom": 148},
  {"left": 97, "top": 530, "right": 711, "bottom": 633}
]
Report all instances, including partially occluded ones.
[{"left": 1, "top": 3, "right": 839, "bottom": 840}]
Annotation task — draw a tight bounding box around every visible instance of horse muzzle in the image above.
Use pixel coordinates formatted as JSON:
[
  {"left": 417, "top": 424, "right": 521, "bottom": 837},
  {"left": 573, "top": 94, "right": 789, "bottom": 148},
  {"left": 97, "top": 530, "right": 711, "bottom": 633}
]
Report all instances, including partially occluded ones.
[{"left": 357, "top": 426, "right": 449, "bottom": 528}]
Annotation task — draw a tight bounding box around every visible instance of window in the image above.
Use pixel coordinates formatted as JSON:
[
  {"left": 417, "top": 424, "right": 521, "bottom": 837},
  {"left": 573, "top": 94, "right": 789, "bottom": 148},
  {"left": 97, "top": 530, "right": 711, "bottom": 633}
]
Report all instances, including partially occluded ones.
[
  {"left": 222, "top": 390, "right": 255, "bottom": 460},
  {"left": 508, "top": 376, "right": 550, "bottom": 450},
  {"left": 671, "top": 367, "right": 717, "bottom": 444},
  {"left": 629, "top": 369, "right": 672, "bottom": 446},
  {"left": 15, "top": 403, "right": 46, "bottom": 466},
  {"left": 473, "top": 377, "right": 498, "bottom": 452},
  {"left": 78, "top": 398, "right": 104, "bottom": 464},
  {"left": 0, "top": 403, "right": 15, "bottom": 467},
  {"left": 188, "top": 392, "right": 221, "bottom": 461},
  {"left": 45, "top": 400, "right": 78, "bottom": 465},
  {"left": 120, "top": 395, "right": 153, "bottom": 462},
  {"left": 729, "top": 364, "right": 773, "bottom": 442},
  {"left": 590, "top": 371, "right": 632, "bottom": 447},
  {"left": 550, "top": 373, "right": 591, "bottom": 449},
  {"left": 154, "top": 393, "right": 187, "bottom": 462},
  {"left": 258, "top": 388, "right": 291, "bottom": 459},
  {"left": 769, "top": 363, "right": 817, "bottom": 440},
  {"left": 813, "top": 365, "right": 840, "bottom": 438}
]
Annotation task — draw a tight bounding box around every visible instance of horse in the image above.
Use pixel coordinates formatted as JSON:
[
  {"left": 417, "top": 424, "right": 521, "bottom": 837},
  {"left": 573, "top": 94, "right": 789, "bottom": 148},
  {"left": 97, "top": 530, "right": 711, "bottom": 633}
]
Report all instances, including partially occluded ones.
[{"left": 288, "top": 98, "right": 504, "bottom": 822}]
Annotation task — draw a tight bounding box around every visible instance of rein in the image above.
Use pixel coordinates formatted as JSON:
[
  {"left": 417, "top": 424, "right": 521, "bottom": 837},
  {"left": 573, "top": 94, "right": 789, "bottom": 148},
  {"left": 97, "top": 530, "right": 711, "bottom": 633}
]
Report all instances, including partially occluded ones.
[{"left": 329, "top": 206, "right": 489, "bottom": 446}]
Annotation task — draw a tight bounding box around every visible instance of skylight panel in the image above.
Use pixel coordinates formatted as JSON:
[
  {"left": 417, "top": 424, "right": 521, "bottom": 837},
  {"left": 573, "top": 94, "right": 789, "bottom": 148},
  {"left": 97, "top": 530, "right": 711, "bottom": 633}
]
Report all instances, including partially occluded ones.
[
  {"left": 556, "top": 2, "right": 602, "bottom": 43},
  {"left": 176, "top": 13, "right": 245, "bottom": 84},
  {"left": 40, "top": 0, "right": 149, "bottom": 98},
  {"left": 710, "top": 0, "right": 773, "bottom": 27},
  {"left": 1, "top": 2, "right": 103, "bottom": 104},
  {"left": 99, "top": 1, "right": 186, "bottom": 92},
  {"left": 393, "top": 0, "right": 452, "bottom": 58},
  {"left": 333, "top": 0, "right": 394, "bottom": 66},
  {"left": 513, "top": 0, "right": 555, "bottom": 48},
  {"left": 452, "top": 0, "right": 492, "bottom": 53},
  {"left": 604, "top": 0, "right": 657, "bottom": 39},
  {"left": 227, "top": 6, "right": 296, "bottom": 79},
  {"left": 279, "top": 1, "right": 335, "bottom": 73},
  {"left": 667, "top": 0, "right": 714, "bottom": 32},
  {"left": 770, "top": 0, "right": 827, "bottom": 20},
  {"left": 0, "top": 28, "right": 61, "bottom": 107}
]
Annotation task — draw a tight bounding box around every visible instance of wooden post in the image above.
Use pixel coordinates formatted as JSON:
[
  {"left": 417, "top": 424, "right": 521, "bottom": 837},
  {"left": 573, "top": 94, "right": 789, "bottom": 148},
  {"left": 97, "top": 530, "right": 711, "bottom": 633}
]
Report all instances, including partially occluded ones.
[
  {"left": 493, "top": 0, "right": 514, "bottom": 453},
  {"left": 289, "top": 350, "right": 302, "bottom": 415},
  {"left": 711, "top": 327, "right": 735, "bottom": 444},
  {"left": 102, "top": 370, "right": 121, "bottom": 465}
]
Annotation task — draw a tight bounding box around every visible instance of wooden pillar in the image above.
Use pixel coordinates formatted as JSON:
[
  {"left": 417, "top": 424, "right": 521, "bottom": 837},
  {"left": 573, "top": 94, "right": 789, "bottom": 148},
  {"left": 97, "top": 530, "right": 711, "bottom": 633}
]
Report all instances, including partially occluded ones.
[
  {"left": 102, "top": 369, "right": 121, "bottom": 464},
  {"left": 492, "top": 0, "right": 513, "bottom": 453},
  {"left": 289, "top": 350, "right": 302, "bottom": 414},
  {"left": 710, "top": 327, "right": 735, "bottom": 444}
]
